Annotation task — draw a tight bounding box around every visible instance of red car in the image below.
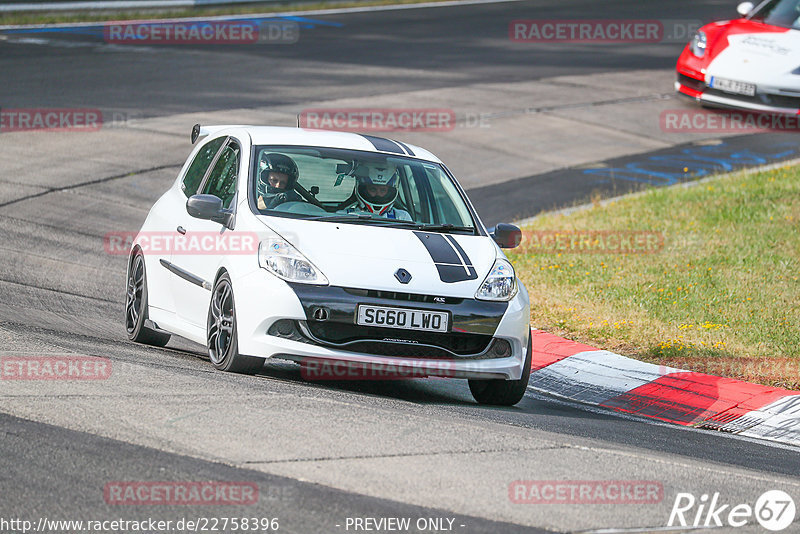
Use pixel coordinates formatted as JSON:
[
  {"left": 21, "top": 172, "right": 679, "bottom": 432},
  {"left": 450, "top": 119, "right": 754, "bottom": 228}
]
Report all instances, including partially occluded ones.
[{"left": 676, "top": 0, "right": 800, "bottom": 114}]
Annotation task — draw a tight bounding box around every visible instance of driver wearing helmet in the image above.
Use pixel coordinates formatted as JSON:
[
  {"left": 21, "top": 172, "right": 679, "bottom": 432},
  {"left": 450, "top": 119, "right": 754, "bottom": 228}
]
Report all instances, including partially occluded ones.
[
  {"left": 347, "top": 163, "right": 412, "bottom": 221},
  {"left": 257, "top": 153, "right": 303, "bottom": 211}
]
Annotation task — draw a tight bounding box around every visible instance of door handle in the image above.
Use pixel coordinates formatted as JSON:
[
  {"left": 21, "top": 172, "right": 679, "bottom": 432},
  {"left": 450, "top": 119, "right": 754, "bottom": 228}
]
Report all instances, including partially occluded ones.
[{"left": 177, "top": 226, "right": 186, "bottom": 235}]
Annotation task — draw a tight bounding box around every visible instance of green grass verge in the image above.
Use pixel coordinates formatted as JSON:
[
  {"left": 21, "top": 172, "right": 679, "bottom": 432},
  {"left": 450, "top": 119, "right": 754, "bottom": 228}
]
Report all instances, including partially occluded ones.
[
  {"left": 509, "top": 164, "right": 800, "bottom": 389},
  {"left": 0, "top": 0, "right": 451, "bottom": 26}
]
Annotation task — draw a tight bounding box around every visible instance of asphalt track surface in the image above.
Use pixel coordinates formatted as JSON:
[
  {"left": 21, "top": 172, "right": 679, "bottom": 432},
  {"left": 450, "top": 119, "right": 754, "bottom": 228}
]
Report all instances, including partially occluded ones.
[{"left": 1, "top": 1, "right": 800, "bottom": 532}]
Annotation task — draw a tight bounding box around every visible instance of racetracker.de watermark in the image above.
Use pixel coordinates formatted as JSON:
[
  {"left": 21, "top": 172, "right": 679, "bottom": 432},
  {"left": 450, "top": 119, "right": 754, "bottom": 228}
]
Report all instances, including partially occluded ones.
[
  {"left": 104, "top": 481, "right": 259, "bottom": 505},
  {"left": 509, "top": 19, "right": 702, "bottom": 43},
  {"left": 0, "top": 355, "right": 111, "bottom": 380},
  {"left": 0, "top": 109, "right": 102, "bottom": 132},
  {"left": 509, "top": 480, "right": 664, "bottom": 504},
  {"left": 104, "top": 231, "right": 260, "bottom": 256},
  {"left": 661, "top": 109, "right": 800, "bottom": 133},
  {"left": 658, "top": 357, "right": 800, "bottom": 383},
  {"left": 103, "top": 20, "right": 299, "bottom": 44},
  {"left": 299, "top": 108, "right": 457, "bottom": 132},
  {"left": 519, "top": 230, "right": 664, "bottom": 254},
  {"left": 300, "top": 358, "right": 458, "bottom": 380}
]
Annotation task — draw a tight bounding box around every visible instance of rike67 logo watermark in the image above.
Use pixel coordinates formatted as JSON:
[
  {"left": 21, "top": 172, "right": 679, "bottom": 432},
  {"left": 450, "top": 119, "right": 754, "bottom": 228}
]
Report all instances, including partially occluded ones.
[{"left": 669, "top": 490, "right": 796, "bottom": 531}]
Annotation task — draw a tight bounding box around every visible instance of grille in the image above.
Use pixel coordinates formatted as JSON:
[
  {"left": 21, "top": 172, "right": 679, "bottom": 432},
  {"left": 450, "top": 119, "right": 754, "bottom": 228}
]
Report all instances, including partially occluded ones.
[
  {"left": 269, "top": 319, "right": 508, "bottom": 359},
  {"left": 305, "top": 321, "right": 492, "bottom": 356},
  {"left": 343, "top": 288, "right": 462, "bottom": 305}
]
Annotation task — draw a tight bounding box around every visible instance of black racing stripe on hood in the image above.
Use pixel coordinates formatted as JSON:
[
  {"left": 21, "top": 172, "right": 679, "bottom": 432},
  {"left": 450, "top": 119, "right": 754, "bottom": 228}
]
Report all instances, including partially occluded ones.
[
  {"left": 414, "top": 231, "right": 479, "bottom": 283},
  {"left": 445, "top": 235, "right": 478, "bottom": 281},
  {"left": 359, "top": 134, "right": 405, "bottom": 154},
  {"left": 394, "top": 140, "right": 415, "bottom": 156},
  {"left": 414, "top": 231, "right": 461, "bottom": 265},
  {"left": 436, "top": 264, "right": 478, "bottom": 283},
  {"left": 445, "top": 235, "right": 474, "bottom": 268}
]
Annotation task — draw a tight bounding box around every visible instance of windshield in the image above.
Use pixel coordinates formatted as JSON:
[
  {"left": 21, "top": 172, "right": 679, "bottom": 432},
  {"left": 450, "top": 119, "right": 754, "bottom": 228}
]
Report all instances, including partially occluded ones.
[
  {"left": 250, "top": 146, "right": 478, "bottom": 233},
  {"left": 749, "top": 0, "right": 800, "bottom": 29}
]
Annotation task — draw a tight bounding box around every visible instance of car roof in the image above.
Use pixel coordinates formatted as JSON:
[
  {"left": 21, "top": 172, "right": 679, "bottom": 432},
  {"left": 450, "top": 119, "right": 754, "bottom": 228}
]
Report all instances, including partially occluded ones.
[{"left": 200, "top": 125, "right": 442, "bottom": 163}]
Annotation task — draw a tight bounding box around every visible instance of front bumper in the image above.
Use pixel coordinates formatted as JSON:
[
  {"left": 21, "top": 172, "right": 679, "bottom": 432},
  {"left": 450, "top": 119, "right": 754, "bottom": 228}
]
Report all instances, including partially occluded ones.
[
  {"left": 675, "top": 76, "right": 800, "bottom": 115},
  {"left": 263, "top": 338, "right": 525, "bottom": 380},
  {"left": 234, "top": 271, "right": 530, "bottom": 380}
]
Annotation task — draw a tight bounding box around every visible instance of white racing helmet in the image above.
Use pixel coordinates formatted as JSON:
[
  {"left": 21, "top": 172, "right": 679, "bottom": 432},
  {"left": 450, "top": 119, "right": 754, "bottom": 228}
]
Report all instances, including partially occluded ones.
[{"left": 354, "top": 163, "right": 398, "bottom": 215}]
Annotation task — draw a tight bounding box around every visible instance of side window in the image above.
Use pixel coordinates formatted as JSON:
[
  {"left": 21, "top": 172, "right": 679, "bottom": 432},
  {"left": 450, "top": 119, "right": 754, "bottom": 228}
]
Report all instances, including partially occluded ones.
[
  {"left": 398, "top": 165, "right": 424, "bottom": 222},
  {"left": 402, "top": 164, "right": 434, "bottom": 224},
  {"left": 426, "top": 168, "right": 472, "bottom": 226},
  {"left": 201, "top": 140, "right": 240, "bottom": 209},
  {"left": 182, "top": 137, "right": 226, "bottom": 198}
]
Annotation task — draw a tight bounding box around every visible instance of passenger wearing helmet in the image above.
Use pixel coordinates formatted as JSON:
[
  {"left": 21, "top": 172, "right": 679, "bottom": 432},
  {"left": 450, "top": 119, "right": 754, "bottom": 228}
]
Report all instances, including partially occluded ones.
[
  {"left": 347, "top": 163, "right": 412, "bottom": 221},
  {"left": 257, "top": 153, "right": 302, "bottom": 211}
]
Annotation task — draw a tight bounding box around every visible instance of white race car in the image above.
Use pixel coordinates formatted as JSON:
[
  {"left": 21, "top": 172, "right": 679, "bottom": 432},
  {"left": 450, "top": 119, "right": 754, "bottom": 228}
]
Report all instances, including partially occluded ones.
[
  {"left": 676, "top": 0, "right": 800, "bottom": 114},
  {"left": 125, "top": 125, "right": 531, "bottom": 405}
]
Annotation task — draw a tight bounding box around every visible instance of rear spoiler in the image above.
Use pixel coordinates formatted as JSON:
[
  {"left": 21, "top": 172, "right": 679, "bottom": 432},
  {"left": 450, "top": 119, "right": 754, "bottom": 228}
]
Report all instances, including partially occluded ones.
[{"left": 191, "top": 124, "right": 249, "bottom": 144}]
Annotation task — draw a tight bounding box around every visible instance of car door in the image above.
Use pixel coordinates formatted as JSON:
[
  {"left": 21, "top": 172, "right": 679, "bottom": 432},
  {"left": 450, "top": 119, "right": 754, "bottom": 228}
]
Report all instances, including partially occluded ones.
[
  {"left": 146, "top": 135, "right": 227, "bottom": 318},
  {"left": 170, "top": 136, "right": 247, "bottom": 328}
]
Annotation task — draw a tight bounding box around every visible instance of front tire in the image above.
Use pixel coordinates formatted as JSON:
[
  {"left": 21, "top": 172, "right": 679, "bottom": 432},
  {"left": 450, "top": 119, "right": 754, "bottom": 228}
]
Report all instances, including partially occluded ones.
[
  {"left": 469, "top": 334, "right": 532, "bottom": 406},
  {"left": 207, "top": 273, "right": 265, "bottom": 374},
  {"left": 125, "top": 251, "right": 171, "bottom": 347}
]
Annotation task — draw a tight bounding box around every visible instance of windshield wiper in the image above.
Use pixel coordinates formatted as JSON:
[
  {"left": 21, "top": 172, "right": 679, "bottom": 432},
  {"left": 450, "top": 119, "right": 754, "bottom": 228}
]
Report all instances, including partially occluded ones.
[
  {"left": 306, "top": 215, "right": 475, "bottom": 233},
  {"left": 307, "top": 214, "right": 411, "bottom": 225},
  {"left": 416, "top": 223, "right": 476, "bottom": 234},
  {"left": 307, "top": 214, "right": 374, "bottom": 223}
]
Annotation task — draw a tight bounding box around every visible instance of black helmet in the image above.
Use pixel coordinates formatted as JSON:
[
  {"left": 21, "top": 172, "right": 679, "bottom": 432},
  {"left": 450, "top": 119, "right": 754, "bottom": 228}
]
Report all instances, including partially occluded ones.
[{"left": 260, "top": 153, "right": 299, "bottom": 194}]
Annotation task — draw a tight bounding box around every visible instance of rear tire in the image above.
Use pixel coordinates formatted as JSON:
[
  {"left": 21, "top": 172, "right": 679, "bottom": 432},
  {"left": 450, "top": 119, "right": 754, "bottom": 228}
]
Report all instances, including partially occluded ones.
[
  {"left": 469, "top": 334, "right": 531, "bottom": 406},
  {"left": 125, "top": 251, "right": 171, "bottom": 347},
  {"left": 207, "top": 273, "right": 265, "bottom": 374}
]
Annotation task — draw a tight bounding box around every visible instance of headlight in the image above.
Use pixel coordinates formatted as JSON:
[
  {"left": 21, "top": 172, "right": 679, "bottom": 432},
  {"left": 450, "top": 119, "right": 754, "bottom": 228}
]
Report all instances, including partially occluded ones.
[
  {"left": 258, "top": 239, "right": 328, "bottom": 285},
  {"left": 475, "top": 258, "right": 517, "bottom": 301},
  {"left": 690, "top": 31, "right": 707, "bottom": 57}
]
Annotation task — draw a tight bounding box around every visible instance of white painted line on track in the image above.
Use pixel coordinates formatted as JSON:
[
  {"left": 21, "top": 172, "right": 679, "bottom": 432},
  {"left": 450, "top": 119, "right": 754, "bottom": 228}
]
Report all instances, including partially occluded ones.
[{"left": 0, "top": 0, "right": 526, "bottom": 30}]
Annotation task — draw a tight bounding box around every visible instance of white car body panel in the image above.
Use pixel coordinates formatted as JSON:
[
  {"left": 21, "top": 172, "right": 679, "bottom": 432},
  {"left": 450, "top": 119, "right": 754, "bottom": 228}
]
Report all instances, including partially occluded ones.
[
  {"left": 706, "top": 31, "right": 800, "bottom": 94},
  {"left": 128, "top": 126, "right": 530, "bottom": 381},
  {"left": 259, "top": 217, "right": 496, "bottom": 297}
]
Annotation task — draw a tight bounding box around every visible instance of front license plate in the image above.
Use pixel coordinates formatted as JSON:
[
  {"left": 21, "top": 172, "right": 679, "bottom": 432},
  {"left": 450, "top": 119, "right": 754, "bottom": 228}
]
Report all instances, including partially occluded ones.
[
  {"left": 356, "top": 305, "right": 449, "bottom": 333},
  {"left": 710, "top": 76, "right": 756, "bottom": 96}
]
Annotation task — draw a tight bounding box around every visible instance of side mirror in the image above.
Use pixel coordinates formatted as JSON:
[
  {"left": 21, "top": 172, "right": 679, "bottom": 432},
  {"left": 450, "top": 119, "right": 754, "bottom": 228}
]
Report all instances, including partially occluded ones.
[
  {"left": 186, "top": 194, "right": 231, "bottom": 226},
  {"left": 737, "top": 1, "right": 754, "bottom": 16},
  {"left": 191, "top": 123, "right": 201, "bottom": 144},
  {"left": 491, "top": 223, "right": 522, "bottom": 249}
]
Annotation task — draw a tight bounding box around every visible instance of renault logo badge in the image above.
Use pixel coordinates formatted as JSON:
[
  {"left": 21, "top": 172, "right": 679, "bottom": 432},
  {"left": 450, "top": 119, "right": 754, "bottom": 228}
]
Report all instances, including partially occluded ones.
[
  {"left": 395, "top": 268, "right": 412, "bottom": 284},
  {"left": 312, "top": 307, "right": 330, "bottom": 321}
]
